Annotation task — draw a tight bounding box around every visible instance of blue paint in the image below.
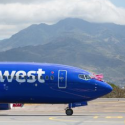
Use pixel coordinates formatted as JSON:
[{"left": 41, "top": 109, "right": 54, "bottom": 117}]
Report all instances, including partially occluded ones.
[
  {"left": 69, "top": 101, "right": 87, "bottom": 108},
  {"left": 0, "top": 62, "right": 112, "bottom": 104}
]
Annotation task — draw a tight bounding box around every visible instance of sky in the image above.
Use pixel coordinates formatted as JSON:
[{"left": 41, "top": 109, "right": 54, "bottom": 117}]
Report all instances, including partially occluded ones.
[
  {"left": 110, "top": 0, "right": 125, "bottom": 8},
  {"left": 0, "top": 0, "right": 125, "bottom": 40}
]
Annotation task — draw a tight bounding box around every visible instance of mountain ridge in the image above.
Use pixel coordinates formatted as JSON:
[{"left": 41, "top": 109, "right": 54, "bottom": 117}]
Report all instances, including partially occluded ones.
[{"left": 0, "top": 18, "right": 125, "bottom": 51}]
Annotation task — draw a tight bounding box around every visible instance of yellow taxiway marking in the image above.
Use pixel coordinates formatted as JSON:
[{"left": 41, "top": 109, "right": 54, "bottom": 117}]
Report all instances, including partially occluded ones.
[
  {"left": 94, "top": 116, "right": 98, "bottom": 119},
  {"left": 49, "top": 117, "right": 79, "bottom": 122},
  {"left": 92, "top": 101, "right": 125, "bottom": 104},
  {"left": 106, "top": 116, "right": 123, "bottom": 119},
  {"left": 94, "top": 116, "right": 124, "bottom": 119},
  {"left": 49, "top": 117, "right": 124, "bottom": 123},
  {"left": 85, "top": 121, "right": 124, "bottom": 123},
  {"left": 85, "top": 111, "right": 125, "bottom": 113},
  {"left": 49, "top": 116, "right": 125, "bottom": 123},
  {"left": 0, "top": 121, "right": 43, "bottom": 122}
]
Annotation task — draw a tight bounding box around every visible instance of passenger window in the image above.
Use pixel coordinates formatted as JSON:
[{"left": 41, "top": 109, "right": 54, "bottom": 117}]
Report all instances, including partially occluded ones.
[
  {"left": 35, "top": 76, "right": 38, "bottom": 79},
  {"left": 8, "top": 75, "right": 11, "bottom": 79},
  {"left": 50, "top": 76, "right": 54, "bottom": 80},
  {"left": 19, "top": 76, "right": 22, "bottom": 79},
  {"left": 24, "top": 76, "right": 27, "bottom": 79},
  {"left": 3, "top": 75, "right": 6, "bottom": 79},
  {"left": 45, "top": 75, "right": 49, "bottom": 80},
  {"left": 17, "top": 76, "right": 27, "bottom": 79},
  {"left": 40, "top": 76, "right": 43, "bottom": 79},
  {"left": 14, "top": 76, "right": 16, "bottom": 79},
  {"left": 29, "top": 76, "right": 33, "bottom": 79}
]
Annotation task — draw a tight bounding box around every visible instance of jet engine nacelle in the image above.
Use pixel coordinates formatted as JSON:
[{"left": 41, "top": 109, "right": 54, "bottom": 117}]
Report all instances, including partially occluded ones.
[
  {"left": 0, "top": 103, "right": 24, "bottom": 110},
  {"left": 0, "top": 104, "right": 11, "bottom": 110}
]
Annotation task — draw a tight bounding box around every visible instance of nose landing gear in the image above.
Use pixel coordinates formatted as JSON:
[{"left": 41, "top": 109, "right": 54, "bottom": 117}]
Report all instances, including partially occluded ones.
[
  {"left": 65, "top": 102, "right": 87, "bottom": 116},
  {"left": 65, "top": 108, "right": 73, "bottom": 116}
]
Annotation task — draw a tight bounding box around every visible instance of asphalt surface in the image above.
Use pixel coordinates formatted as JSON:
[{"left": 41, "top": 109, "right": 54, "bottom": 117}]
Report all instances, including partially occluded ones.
[{"left": 0, "top": 98, "right": 125, "bottom": 125}]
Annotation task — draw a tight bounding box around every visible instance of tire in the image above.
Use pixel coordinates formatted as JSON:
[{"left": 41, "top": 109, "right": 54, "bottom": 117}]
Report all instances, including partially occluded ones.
[{"left": 66, "top": 109, "right": 73, "bottom": 116}]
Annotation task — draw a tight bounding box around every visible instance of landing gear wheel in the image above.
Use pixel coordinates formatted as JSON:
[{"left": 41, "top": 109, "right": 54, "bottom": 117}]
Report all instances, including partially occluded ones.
[{"left": 66, "top": 109, "right": 73, "bottom": 116}]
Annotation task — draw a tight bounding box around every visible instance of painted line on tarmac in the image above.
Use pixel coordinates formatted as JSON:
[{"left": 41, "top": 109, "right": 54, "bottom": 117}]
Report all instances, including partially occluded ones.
[
  {"left": 0, "top": 121, "right": 43, "bottom": 123},
  {"left": 49, "top": 117, "right": 125, "bottom": 123},
  {"left": 93, "top": 116, "right": 98, "bottom": 119},
  {"left": 93, "top": 116, "right": 124, "bottom": 119},
  {"left": 92, "top": 101, "right": 125, "bottom": 104},
  {"left": 78, "top": 111, "right": 125, "bottom": 113},
  {"left": 49, "top": 117, "right": 79, "bottom": 122},
  {"left": 103, "top": 111, "right": 125, "bottom": 113},
  {"left": 106, "top": 116, "right": 123, "bottom": 119},
  {"left": 84, "top": 121, "right": 124, "bottom": 123}
]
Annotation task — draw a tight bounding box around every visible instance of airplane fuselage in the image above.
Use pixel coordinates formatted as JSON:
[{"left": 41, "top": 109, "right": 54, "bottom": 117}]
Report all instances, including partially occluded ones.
[{"left": 0, "top": 62, "right": 112, "bottom": 104}]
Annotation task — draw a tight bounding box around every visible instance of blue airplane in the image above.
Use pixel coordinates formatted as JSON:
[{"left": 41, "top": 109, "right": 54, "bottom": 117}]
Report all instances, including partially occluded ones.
[{"left": 0, "top": 62, "right": 112, "bottom": 115}]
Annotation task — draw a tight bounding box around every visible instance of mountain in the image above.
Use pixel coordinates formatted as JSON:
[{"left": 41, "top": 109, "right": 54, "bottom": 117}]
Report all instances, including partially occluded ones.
[
  {"left": 0, "top": 18, "right": 125, "bottom": 85},
  {"left": 0, "top": 18, "right": 125, "bottom": 51}
]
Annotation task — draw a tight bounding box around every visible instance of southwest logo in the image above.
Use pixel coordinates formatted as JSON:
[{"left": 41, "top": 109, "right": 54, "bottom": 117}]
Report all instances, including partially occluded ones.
[{"left": 0, "top": 69, "right": 45, "bottom": 83}]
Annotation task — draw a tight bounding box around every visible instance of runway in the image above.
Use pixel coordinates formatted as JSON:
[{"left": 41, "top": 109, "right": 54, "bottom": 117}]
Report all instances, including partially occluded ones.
[{"left": 0, "top": 98, "right": 125, "bottom": 125}]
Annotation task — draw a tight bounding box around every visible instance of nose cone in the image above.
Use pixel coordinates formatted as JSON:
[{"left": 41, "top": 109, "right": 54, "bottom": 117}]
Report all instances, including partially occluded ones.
[
  {"left": 104, "top": 83, "right": 113, "bottom": 94},
  {"left": 95, "top": 81, "right": 113, "bottom": 96}
]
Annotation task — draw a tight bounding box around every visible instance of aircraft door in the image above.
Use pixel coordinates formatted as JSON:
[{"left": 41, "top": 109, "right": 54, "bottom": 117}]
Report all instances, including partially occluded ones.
[{"left": 58, "top": 70, "right": 67, "bottom": 88}]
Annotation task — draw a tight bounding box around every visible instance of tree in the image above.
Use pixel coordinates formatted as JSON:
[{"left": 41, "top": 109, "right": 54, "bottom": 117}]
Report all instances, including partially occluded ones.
[{"left": 103, "top": 82, "right": 125, "bottom": 98}]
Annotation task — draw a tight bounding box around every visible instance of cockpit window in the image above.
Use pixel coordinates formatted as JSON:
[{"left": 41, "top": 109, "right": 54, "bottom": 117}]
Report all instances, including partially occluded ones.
[
  {"left": 79, "top": 74, "right": 85, "bottom": 79},
  {"left": 84, "top": 75, "right": 91, "bottom": 80},
  {"left": 79, "top": 74, "right": 91, "bottom": 80}
]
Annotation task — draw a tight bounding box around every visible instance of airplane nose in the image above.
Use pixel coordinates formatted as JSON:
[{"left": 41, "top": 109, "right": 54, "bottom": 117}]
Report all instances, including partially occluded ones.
[
  {"left": 104, "top": 83, "right": 113, "bottom": 94},
  {"left": 95, "top": 81, "right": 113, "bottom": 96}
]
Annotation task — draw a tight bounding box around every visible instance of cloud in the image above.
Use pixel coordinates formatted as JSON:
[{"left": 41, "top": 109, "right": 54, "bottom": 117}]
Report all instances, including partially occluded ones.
[
  {"left": 0, "top": 24, "right": 29, "bottom": 40},
  {"left": 0, "top": 0, "right": 48, "bottom": 4},
  {"left": 0, "top": 0, "right": 125, "bottom": 39}
]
